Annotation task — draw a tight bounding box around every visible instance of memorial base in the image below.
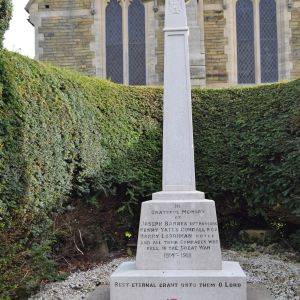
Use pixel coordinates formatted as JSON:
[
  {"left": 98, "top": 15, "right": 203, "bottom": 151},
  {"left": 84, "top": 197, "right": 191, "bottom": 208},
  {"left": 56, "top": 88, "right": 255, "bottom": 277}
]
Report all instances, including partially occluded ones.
[
  {"left": 136, "top": 199, "right": 222, "bottom": 270},
  {"left": 110, "top": 261, "right": 247, "bottom": 300}
]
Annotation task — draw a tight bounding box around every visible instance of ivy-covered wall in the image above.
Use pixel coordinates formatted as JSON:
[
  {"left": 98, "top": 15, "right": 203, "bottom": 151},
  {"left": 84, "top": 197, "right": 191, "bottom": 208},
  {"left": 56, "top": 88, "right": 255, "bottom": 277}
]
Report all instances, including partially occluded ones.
[{"left": 0, "top": 50, "right": 299, "bottom": 298}]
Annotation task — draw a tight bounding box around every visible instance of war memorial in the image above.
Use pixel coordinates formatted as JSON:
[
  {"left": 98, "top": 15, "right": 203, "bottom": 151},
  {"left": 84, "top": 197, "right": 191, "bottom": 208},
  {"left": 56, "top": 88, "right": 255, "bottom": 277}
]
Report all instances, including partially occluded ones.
[{"left": 110, "top": 0, "right": 247, "bottom": 298}]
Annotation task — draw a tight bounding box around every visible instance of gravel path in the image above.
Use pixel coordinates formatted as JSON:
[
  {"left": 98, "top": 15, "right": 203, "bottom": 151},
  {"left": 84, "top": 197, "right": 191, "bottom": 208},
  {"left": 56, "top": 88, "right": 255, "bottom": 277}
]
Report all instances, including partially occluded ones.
[{"left": 30, "top": 250, "right": 299, "bottom": 300}]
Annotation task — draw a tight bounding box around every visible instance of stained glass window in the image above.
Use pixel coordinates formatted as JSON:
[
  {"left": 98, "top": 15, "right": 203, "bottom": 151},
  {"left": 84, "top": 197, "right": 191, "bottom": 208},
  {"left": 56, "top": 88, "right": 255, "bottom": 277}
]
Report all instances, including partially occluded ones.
[
  {"left": 236, "top": 0, "right": 255, "bottom": 84},
  {"left": 106, "top": 0, "right": 123, "bottom": 83},
  {"left": 128, "top": 0, "right": 146, "bottom": 85},
  {"left": 260, "top": 0, "right": 278, "bottom": 83}
]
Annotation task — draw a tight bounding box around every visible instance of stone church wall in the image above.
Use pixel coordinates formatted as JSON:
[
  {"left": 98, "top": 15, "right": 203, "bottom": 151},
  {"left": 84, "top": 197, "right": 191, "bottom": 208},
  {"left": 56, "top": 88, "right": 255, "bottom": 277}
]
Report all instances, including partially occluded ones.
[
  {"left": 203, "top": 0, "right": 228, "bottom": 85},
  {"left": 154, "top": 8, "right": 164, "bottom": 85},
  {"left": 39, "top": 15, "right": 95, "bottom": 75},
  {"left": 37, "top": 0, "right": 91, "bottom": 11},
  {"left": 28, "top": 0, "right": 96, "bottom": 76},
  {"left": 27, "top": 0, "right": 299, "bottom": 87},
  {"left": 290, "top": 0, "right": 300, "bottom": 78}
]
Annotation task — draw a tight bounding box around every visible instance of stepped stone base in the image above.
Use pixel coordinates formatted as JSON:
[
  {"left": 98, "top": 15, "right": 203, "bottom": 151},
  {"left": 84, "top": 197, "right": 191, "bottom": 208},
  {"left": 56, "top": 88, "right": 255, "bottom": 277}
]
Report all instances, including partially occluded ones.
[
  {"left": 88, "top": 284, "right": 274, "bottom": 300},
  {"left": 152, "top": 191, "right": 205, "bottom": 200},
  {"left": 110, "top": 193, "right": 247, "bottom": 300},
  {"left": 110, "top": 261, "right": 247, "bottom": 300}
]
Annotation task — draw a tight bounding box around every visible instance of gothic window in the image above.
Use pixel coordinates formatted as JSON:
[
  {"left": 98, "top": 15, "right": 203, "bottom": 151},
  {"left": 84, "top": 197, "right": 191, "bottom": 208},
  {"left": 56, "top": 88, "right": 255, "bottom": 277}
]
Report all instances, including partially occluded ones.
[
  {"left": 106, "top": 0, "right": 123, "bottom": 83},
  {"left": 236, "top": 0, "right": 255, "bottom": 84},
  {"left": 235, "top": 0, "right": 279, "bottom": 84},
  {"left": 260, "top": 0, "right": 278, "bottom": 83},
  {"left": 128, "top": 0, "right": 146, "bottom": 85},
  {"left": 105, "top": 0, "right": 146, "bottom": 85}
]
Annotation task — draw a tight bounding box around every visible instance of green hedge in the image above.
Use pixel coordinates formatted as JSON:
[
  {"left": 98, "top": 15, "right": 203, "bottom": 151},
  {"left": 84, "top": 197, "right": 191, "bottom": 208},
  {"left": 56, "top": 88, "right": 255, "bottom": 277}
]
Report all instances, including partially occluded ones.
[
  {"left": 0, "top": 51, "right": 162, "bottom": 299},
  {"left": 0, "top": 0, "right": 12, "bottom": 48},
  {"left": 0, "top": 50, "right": 299, "bottom": 298}
]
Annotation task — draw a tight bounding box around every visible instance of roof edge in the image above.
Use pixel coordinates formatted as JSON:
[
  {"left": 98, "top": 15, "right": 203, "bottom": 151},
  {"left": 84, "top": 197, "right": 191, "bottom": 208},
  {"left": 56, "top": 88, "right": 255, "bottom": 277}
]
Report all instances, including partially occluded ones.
[{"left": 25, "top": 0, "right": 35, "bottom": 13}]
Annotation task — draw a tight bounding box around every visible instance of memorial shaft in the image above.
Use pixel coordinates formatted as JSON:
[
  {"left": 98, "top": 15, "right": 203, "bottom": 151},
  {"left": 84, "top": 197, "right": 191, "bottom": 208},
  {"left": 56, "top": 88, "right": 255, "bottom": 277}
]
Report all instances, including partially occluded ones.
[{"left": 163, "top": 0, "right": 196, "bottom": 192}]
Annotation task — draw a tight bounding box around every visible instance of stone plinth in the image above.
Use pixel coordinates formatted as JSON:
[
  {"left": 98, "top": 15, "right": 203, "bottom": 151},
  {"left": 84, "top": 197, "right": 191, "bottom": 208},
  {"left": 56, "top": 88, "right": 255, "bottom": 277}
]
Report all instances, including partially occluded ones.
[
  {"left": 136, "top": 199, "right": 222, "bottom": 270},
  {"left": 153, "top": 191, "right": 205, "bottom": 200},
  {"left": 111, "top": 261, "right": 247, "bottom": 300},
  {"left": 110, "top": 196, "right": 247, "bottom": 300},
  {"left": 89, "top": 284, "right": 275, "bottom": 300}
]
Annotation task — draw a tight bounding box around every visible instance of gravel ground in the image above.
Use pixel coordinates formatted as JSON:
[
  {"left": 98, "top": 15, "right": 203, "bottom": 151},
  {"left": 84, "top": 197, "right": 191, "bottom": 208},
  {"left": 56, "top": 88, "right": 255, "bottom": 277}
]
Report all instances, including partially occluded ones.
[
  {"left": 222, "top": 250, "right": 299, "bottom": 300},
  {"left": 30, "top": 250, "right": 300, "bottom": 300}
]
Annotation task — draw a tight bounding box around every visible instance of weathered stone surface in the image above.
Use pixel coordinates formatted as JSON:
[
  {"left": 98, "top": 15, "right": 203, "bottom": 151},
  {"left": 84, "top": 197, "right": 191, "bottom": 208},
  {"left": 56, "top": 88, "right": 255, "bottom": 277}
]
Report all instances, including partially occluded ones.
[
  {"left": 39, "top": 15, "right": 95, "bottom": 76},
  {"left": 136, "top": 199, "right": 222, "bottom": 270},
  {"left": 239, "top": 229, "right": 275, "bottom": 242},
  {"left": 203, "top": 1, "right": 228, "bottom": 85},
  {"left": 162, "top": 11, "right": 196, "bottom": 191},
  {"left": 37, "top": 0, "right": 91, "bottom": 11},
  {"left": 290, "top": 3, "right": 300, "bottom": 78},
  {"left": 87, "top": 286, "right": 110, "bottom": 300},
  {"left": 111, "top": 261, "right": 246, "bottom": 300},
  {"left": 88, "top": 283, "right": 275, "bottom": 300},
  {"left": 153, "top": 191, "right": 205, "bottom": 200},
  {"left": 26, "top": 0, "right": 299, "bottom": 86},
  {"left": 248, "top": 284, "right": 274, "bottom": 300}
]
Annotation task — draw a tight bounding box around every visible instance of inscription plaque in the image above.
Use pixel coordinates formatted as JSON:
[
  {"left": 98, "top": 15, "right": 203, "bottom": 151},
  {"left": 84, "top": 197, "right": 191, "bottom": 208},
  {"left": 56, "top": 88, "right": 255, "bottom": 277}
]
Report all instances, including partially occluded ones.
[
  {"left": 136, "top": 200, "right": 222, "bottom": 270},
  {"left": 111, "top": 261, "right": 247, "bottom": 300}
]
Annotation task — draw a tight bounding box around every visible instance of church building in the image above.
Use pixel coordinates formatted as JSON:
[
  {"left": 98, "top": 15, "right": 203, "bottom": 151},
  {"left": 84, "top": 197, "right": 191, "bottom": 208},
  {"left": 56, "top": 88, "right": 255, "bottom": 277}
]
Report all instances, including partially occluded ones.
[{"left": 26, "top": 0, "right": 300, "bottom": 87}]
